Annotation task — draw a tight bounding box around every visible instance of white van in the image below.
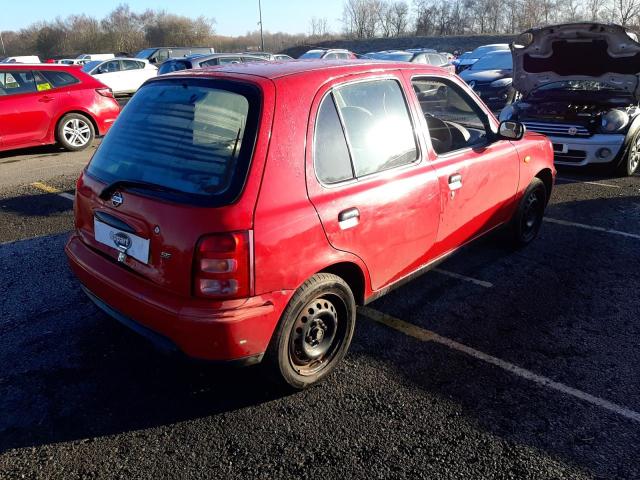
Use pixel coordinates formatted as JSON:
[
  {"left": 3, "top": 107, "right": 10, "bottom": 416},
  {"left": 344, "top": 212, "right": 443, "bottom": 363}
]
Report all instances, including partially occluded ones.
[
  {"left": 76, "top": 54, "right": 115, "bottom": 62},
  {"left": 0, "top": 55, "right": 41, "bottom": 63}
]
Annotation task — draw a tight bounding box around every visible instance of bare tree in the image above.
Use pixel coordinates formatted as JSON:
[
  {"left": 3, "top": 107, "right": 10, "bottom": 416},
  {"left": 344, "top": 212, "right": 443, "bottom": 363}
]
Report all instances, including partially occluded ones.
[
  {"left": 388, "top": 1, "right": 410, "bottom": 36},
  {"left": 343, "top": 0, "right": 383, "bottom": 38},
  {"left": 609, "top": 0, "right": 640, "bottom": 25},
  {"left": 309, "top": 17, "right": 330, "bottom": 38}
]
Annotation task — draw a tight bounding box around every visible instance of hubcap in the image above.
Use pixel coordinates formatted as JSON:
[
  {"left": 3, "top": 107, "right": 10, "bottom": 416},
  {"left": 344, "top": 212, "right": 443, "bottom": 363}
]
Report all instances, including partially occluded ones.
[
  {"left": 289, "top": 296, "right": 342, "bottom": 376},
  {"left": 63, "top": 119, "right": 91, "bottom": 147}
]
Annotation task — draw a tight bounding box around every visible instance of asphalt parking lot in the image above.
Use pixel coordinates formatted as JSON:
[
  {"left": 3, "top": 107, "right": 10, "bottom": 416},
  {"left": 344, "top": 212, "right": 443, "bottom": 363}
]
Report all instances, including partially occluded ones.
[{"left": 1, "top": 144, "right": 639, "bottom": 479}]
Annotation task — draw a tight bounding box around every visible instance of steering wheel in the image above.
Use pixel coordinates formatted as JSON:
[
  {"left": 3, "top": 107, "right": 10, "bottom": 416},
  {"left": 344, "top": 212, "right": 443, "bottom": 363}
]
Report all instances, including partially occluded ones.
[{"left": 424, "top": 114, "right": 453, "bottom": 154}]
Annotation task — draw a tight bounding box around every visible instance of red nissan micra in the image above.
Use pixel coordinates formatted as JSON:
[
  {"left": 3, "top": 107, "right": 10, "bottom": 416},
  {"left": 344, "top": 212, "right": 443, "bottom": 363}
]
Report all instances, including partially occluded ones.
[
  {"left": 0, "top": 64, "right": 120, "bottom": 153},
  {"left": 65, "top": 61, "right": 555, "bottom": 389}
]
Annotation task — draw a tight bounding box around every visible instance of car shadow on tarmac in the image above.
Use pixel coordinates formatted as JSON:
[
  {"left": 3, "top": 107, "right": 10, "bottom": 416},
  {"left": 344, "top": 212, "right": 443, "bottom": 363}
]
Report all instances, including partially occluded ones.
[
  {"left": 0, "top": 145, "right": 66, "bottom": 162},
  {"left": 0, "top": 193, "right": 74, "bottom": 218}
]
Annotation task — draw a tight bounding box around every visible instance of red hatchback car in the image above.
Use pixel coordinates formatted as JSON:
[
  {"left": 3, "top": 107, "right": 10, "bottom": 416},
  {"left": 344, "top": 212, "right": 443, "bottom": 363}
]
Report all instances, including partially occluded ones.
[
  {"left": 0, "top": 64, "right": 119, "bottom": 153},
  {"left": 65, "top": 60, "right": 555, "bottom": 389}
]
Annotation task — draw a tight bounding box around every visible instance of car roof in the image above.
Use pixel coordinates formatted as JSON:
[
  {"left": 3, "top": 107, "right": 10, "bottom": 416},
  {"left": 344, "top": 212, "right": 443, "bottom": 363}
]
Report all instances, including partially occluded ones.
[
  {"left": 162, "top": 59, "right": 447, "bottom": 81},
  {"left": 0, "top": 63, "right": 79, "bottom": 69}
]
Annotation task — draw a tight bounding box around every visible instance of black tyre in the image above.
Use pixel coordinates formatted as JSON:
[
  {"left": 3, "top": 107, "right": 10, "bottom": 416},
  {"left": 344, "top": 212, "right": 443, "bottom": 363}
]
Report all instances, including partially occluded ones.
[
  {"left": 266, "top": 273, "right": 356, "bottom": 389},
  {"left": 616, "top": 132, "right": 640, "bottom": 176},
  {"left": 510, "top": 178, "right": 547, "bottom": 248},
  {"left": 57, "top": 113, "right": 95, "bottom": 151}
]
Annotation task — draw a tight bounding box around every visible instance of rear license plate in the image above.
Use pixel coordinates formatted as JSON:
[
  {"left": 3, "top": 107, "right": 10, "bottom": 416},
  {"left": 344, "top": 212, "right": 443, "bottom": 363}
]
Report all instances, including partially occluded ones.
[{"left": 94, "top": 218, "right": 150, "bottom": 264}]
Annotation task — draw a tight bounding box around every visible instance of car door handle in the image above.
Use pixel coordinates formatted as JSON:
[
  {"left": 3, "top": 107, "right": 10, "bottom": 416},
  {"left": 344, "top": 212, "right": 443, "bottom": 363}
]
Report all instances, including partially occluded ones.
[
  {"left": 38, "top": 96, "right": 55, "bottom": 103},
  {"left": 338, "top": 208, "right": 360, "bottom": 230},
  {"left": 448, "top": 173, "right": 463, "bottom": 190}
]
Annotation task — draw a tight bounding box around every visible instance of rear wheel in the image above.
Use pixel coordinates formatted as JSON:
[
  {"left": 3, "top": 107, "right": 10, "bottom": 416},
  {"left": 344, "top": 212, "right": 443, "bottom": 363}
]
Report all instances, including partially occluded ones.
[
  {"left": 616, "top": 132, "right": 640, "bottom": 176},
  {"left": 57, "top": 113, "right": 95, "bottom": 151},
  {"left": 509, "top": 178, "right": 547, "bottom": 248},
  {"left": 266, "top": 273, "right": 356, "bottom": 390}
]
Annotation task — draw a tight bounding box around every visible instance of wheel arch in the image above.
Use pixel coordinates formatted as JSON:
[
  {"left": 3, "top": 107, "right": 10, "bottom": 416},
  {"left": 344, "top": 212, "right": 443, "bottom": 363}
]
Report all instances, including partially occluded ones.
[
  {"left": 318, "top": 261, "right": 367, "bottom": 306},
  {"left": 54, "top": 110, "right": 99, "bottom": 142},
  {"left": 535, "top": 168, "right": 553, "bottom": 205}
]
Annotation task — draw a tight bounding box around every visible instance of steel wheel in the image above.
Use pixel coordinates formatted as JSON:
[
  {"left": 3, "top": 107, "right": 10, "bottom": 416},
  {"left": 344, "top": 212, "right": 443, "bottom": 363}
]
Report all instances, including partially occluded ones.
[
  {"left": 267, "top": 273, "right": 356, "bottom": 389},
  {"left": 62, "top": 118, "right": 92, "bottom": 148},
  {"left": 288, "top": 295, "right": 344, "bottom": 376},
  {"left": 520, "top": 189, "right": 544, "bottom": 244}
]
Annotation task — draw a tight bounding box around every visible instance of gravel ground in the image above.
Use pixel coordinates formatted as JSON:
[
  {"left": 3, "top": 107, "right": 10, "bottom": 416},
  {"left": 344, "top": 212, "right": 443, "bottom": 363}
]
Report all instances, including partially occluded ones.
[{"left": 1, "top": 145, "right": 639, "bottom": 479}]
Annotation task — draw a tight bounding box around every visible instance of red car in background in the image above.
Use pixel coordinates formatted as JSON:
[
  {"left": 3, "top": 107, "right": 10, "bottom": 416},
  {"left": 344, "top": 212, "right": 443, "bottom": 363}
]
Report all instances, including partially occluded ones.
[{"left": 0, "top": 64, "right": 120, "bottom": 153}]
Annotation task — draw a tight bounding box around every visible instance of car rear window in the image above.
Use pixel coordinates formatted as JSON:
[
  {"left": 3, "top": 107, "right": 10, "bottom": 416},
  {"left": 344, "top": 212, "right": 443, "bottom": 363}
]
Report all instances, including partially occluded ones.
[{"left": 87, "top": 78, "right": 260, "bottom": 205}]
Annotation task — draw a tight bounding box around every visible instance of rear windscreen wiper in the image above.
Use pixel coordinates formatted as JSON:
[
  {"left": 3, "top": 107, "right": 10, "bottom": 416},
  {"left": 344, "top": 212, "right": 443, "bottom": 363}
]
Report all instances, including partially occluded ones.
[{"left": 99, "top": 179, "right": 187, "bottom": 200}]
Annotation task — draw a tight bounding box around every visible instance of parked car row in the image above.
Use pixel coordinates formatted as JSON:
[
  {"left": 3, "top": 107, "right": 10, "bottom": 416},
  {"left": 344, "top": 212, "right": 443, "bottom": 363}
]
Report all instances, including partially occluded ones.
[{"left": 3, "top": 24, "right": 639, "bottom": 176}]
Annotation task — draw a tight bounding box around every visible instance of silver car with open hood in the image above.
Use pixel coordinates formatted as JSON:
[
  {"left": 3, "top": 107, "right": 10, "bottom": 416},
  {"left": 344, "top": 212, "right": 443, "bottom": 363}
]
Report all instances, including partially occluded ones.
[{"left": 500, "top": 22, "right": 640, "bottom": 175}]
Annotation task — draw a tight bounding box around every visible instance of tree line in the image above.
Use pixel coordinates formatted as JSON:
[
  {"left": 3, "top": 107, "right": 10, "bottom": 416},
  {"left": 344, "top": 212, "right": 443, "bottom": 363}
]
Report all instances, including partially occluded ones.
[
  {"left": 2, "top": 1, "right": 640, "bottom": 59},
  {"left": 342, "top": 0, "right": 640, "bottom": 38}
]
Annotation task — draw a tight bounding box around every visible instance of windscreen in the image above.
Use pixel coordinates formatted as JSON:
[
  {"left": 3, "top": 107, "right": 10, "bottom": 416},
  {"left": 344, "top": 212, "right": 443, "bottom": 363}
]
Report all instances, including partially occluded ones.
[
  {"left": 135, "top": 48, "right": 157, "bottom": 59},
  {"left": 300, "top": 51, "right": 324, "bottom": 59},
  {"left": 379, "top": 52, "right": 413, "bottom": 62},
  {"left": 471, "top": 52, "right": 512, "bottom": 70},
  {"left": 82, "top": 61, "right": 101, "bottom": 73},
  {"left": 471, "top": 46, "right": 508, "bottom": 59},
  {"left": 87, "top": 79, "right": 260, "bottom": 204}
]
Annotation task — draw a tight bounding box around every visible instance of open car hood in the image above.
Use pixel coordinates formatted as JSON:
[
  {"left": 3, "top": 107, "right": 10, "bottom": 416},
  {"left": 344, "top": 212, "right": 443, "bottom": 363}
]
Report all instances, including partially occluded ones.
[{"left": 511, "top": 23, "right": 640, "bottom": 98}]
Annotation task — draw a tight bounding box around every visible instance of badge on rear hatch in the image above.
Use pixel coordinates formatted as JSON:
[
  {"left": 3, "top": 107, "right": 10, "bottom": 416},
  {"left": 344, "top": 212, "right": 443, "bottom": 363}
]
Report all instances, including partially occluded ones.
[{"left": 111, "top": 192, "right": 123, "bottom": 207}]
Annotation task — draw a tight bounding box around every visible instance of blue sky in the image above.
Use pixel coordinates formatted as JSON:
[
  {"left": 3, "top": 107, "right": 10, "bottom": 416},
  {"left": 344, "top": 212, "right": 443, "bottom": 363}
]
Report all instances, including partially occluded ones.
[{"left": 0, "top": 0, "right": 346, "bottom": 35}]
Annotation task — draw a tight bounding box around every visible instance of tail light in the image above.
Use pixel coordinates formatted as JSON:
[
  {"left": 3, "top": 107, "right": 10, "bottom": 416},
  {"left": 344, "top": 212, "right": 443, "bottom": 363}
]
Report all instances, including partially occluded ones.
[
  {"left": 96, "top": 87, "right": 114, "bottom": 98},
  {"left": 193, "top": 232, "right": 251, "bottom": 299}
]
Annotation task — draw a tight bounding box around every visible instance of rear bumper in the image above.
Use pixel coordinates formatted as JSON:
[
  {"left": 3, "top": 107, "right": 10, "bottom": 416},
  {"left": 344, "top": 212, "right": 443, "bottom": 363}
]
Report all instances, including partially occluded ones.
[{"left": 65, "top": 234, "right": 290, "bottom": 362}]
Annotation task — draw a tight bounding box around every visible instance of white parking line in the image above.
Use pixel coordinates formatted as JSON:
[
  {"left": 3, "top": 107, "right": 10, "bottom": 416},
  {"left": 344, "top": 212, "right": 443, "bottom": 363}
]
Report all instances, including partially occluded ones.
[
  {"left": 544, "top": 217, "right": 640, "bottom": 240},
  {"left": 433, "top": 268, "right": 493, "bottom": 288},
  {"left": 359, "top": 306, "right": 640, "bottom": 424},
  {"left": 556, "top": 177, "right": 622, "bottom": 188}
]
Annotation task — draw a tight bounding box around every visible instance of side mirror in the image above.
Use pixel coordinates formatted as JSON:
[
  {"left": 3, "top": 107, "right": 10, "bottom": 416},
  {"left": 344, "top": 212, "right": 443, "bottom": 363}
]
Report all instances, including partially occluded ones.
[{"left": 498, "top": 120, "right": 526, "bottom": 141}]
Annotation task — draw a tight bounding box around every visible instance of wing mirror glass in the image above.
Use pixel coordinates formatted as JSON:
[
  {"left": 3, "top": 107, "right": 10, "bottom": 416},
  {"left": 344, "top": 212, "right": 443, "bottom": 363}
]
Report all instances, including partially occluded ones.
[{"left": 498, "top": 120, "right": 526, "bottom": 141}]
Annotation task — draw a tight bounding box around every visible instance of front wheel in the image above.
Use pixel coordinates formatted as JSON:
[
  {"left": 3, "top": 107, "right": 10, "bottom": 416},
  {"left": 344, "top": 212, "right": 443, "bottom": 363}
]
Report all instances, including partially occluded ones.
[
  {"left": 616, "top": 132, "right": 640, "bottom": 176},
  {"left": 266, "top": 273, "right": 356, "bottom": 390},
  {"left": 57, "top": 113, "right": 95, "bottom": 151},
  {"left": 509, "top": 178, "right": 547, "bottom": 248}
]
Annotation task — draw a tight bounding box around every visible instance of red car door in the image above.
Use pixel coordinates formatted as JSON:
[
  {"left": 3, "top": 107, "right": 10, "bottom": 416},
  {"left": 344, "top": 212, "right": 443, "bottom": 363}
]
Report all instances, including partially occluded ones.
[
  {"left": 306, "top": 76, "right": 441, "bottom": 291},
  {"left": 409, "top": 75, "right": 519, "bottom": 256},
  {"left": 0, "top": 69, "right": 57, "bottom": 148}
]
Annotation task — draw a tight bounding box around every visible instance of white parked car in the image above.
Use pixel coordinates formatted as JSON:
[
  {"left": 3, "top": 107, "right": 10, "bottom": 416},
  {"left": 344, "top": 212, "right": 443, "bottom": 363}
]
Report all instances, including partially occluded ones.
[
  {"left": 76, "top": 53, "right": 115, "bottom": 62},
  {"left": 0, "top": 55, "right": 41, "bottom": 63},
  {"left": 81, "top": 58, "right": 157, "bottom": 95}
]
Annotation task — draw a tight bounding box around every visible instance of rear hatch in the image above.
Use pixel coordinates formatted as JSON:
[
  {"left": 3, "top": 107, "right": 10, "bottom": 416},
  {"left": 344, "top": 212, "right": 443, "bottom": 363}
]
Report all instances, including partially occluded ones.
[
  {"left": 74, "top": 76, "right": 264, "bottom": 297},
  {"left": 512, "top": 22, "right": 640, "bottom": 98}
]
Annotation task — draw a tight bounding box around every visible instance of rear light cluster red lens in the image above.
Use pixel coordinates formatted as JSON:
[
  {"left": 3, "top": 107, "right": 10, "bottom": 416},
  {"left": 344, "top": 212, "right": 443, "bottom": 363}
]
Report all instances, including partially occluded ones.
[
  {"left": 194, "top": 232, "right": 251, "bottom": 299},
  {"left": 96, "top": 88, "right": 114, "bottom": 98}
]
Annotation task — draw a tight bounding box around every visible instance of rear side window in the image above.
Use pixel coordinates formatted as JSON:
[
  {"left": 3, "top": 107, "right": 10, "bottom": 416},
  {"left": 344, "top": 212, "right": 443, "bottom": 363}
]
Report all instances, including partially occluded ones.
[
  {"left": 87, "top": 79, "right": 260, "bottom": 205},
  {"left": 122, "top": 60, "right": 145, "bottom": 70},
  {"left": 315, "top": 95, "right": 353, "bottom": 184},
  {"left": 0, "top": 71, "right": 36, "bottom": 95},
  {"left": 333, "top": 79, "right": 417, "bottom": 177},
  {"left": 40, "top": 70, "right": 79, "bottom": 88},
  {"left": 218, "top": 57, "right": 241, "bottom": 65}
]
